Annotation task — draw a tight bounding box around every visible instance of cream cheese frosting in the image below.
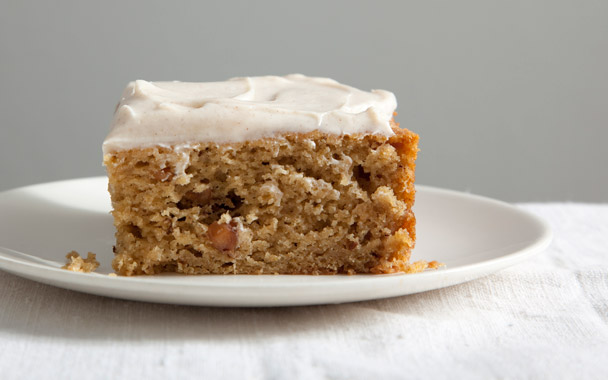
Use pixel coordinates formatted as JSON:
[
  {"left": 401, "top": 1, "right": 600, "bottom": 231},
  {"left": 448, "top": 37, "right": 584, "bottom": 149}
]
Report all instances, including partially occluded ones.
[{"left": 102, "top": 74, "right": 397, "bottom": 154}]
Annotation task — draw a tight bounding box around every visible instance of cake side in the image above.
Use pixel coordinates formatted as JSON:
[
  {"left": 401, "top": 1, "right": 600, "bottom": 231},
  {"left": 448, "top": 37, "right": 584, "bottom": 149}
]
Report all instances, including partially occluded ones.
[{"left": 105, "top": 124, "right": 419, "bottom": 275}]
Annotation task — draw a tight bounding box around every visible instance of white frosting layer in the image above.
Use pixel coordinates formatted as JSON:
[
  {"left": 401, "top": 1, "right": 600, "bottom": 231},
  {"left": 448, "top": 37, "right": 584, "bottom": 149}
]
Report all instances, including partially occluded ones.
[{"left": 103, "top": 74, "right": 397, "bottom": 154}]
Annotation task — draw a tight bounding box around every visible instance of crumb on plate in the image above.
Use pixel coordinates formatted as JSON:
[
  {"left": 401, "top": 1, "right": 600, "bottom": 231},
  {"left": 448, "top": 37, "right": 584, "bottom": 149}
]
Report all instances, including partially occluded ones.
[
  {"left": 427, "top": 260, "right": 444, "bottom": 270},
  {"left": 62, "top": 251, "right": 100, "bottom": 273},
  {"left": 396, "top": 260, "right": 445, "bottom": 274}
]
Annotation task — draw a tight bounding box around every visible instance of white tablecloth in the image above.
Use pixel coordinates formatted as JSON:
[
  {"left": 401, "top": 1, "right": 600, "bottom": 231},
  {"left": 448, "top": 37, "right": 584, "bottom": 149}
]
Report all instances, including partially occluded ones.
[{"left": 1, "top": 203, "right": 607, "bottom": 380}]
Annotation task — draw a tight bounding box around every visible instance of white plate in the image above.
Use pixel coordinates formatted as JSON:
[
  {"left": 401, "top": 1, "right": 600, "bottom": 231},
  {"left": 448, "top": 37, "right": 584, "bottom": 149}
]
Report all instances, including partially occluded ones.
[{"left": 0, "top": 177, "right": 551, "bottom": 307}]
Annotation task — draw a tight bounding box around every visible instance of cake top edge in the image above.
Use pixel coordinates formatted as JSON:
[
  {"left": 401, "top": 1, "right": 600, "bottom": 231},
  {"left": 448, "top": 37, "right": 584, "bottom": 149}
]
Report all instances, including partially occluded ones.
[{"left": 103, "top": 74, "right": 397, "bottom": 154}]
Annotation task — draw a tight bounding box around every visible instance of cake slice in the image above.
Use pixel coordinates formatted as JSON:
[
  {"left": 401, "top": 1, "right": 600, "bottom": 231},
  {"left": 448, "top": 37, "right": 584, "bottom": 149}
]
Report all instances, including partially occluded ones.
[{"left": 103, "top": 74, "right": 420, "bottom": 275}]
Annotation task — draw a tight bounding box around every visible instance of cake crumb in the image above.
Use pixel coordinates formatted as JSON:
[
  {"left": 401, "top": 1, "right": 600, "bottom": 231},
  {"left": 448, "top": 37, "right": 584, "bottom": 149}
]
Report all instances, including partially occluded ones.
[
  {"left": 108, "top": 273, "right": 118, "bottom": 277},
  {"left": 402, "top": 260, "right": 445, "bottom": 274},
  {"left": 427, "top": 260, "right": 444, "bottom": 270},
  {"left": 62, "top": 251, "right": 100, "bottom": 273}
]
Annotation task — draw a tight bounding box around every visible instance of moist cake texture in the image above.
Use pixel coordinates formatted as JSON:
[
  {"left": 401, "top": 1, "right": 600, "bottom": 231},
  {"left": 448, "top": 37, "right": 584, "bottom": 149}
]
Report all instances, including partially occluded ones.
[{"left": 103, "top": 75, "right": 421, "bottom": 275}]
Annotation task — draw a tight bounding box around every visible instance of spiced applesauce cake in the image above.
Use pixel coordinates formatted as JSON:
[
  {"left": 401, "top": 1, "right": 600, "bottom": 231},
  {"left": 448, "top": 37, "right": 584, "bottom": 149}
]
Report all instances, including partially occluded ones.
[{"left": 103, "top": 74, "right": 422, "bottom": 276}]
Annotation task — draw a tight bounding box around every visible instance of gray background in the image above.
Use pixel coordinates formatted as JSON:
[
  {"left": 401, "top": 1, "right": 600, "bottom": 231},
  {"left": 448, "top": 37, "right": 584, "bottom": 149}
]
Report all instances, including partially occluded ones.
[{"left": 1, "top": 0, "right": 606, "bottom": 202}]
